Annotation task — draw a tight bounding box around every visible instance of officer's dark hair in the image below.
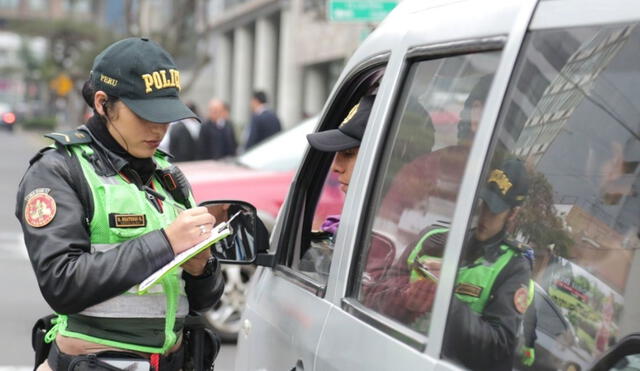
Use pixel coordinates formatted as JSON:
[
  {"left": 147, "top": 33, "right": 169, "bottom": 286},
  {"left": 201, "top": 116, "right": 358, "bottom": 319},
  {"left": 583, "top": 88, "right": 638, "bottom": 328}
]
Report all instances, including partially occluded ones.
[
  {"left": 81, "top": 79, "right": 120, "bottom": 123},
  {"left": 252, "top": 91, "right": 267, "bottom": 104},
  {"left": 222, "top": 101, "right": 230, "bottom": 112}
]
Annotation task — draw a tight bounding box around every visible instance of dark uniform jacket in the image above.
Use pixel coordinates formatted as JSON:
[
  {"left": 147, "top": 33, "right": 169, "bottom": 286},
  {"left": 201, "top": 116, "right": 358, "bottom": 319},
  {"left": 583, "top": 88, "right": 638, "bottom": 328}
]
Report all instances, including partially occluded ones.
[
  {"left": 15, "top": 125, "right": 224, "bottom": 316},
  {"left": 245, "top": 109, "right": 281, "bottom": 150},
  {"left": 168, "top": 120, "right": 198, "bottom": 162},
  {"left": 197, "top": 119, "right": 237, "bottom": 160},
  {"left": 364, "top": 228, "right": 531, "bottom": 371}
]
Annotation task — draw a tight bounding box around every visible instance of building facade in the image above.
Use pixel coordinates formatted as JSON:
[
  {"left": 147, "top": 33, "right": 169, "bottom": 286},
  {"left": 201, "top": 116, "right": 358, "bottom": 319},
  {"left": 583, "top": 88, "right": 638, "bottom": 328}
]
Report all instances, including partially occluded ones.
[{"left": 194, "top": 0, "right": 375, "bottom": 131}]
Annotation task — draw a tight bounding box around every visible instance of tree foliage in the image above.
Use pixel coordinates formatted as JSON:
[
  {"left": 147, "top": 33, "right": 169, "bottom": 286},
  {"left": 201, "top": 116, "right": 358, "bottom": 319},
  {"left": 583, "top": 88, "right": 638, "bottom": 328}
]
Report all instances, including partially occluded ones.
[
  {"left": 8, "top": 18, "right": 117, "bottom": 82},
  {"left": 9, "top": 0, "right": 213, "bottom": 94},
  {"left": 514, "top": 167, "right": 575, "bottom": 257}
]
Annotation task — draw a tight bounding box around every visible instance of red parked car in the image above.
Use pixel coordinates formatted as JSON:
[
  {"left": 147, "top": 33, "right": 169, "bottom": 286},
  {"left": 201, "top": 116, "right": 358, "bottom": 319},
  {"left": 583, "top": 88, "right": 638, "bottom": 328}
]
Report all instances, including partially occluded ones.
[{"left": 178, "top": 117, "right": 344, "bottom": 341}]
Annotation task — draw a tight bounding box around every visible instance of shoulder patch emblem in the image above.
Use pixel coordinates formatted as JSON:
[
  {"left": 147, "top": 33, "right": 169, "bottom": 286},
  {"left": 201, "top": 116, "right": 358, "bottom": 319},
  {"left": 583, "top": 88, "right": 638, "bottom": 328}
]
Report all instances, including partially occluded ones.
[
  {"left": 514, "top": 286, "right": 529, "bottom": 314},
  {"left": 24, "top": 190, "right": 56, "bottom": 228}
]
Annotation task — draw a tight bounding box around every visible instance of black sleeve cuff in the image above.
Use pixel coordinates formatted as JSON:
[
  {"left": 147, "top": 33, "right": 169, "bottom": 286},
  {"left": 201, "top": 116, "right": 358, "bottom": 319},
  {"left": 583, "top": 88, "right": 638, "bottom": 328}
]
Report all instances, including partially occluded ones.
[
  {"left": 183, "top": 257, "right": 217, "bottom": 280},
  {"left": 183, "top": 258, "right": 224, "bottom": 311}
]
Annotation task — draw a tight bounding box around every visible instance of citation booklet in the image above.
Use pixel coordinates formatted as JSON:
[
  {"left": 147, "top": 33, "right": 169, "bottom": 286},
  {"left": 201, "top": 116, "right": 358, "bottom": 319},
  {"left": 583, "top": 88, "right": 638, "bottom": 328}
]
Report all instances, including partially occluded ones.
[{"left": 138, "top": 216, "right": 236, "bottom": 294}]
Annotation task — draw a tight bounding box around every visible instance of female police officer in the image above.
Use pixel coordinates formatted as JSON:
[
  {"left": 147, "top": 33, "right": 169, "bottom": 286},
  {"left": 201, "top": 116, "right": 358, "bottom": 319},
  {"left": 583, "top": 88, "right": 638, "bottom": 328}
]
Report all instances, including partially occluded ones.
[{"left": 16, "top": 38, "right": 223, "bottom": 370}]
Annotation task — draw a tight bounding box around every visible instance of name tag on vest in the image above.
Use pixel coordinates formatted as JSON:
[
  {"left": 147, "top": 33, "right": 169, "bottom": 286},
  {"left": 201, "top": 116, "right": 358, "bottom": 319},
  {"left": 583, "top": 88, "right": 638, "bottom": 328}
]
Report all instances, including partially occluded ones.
[
  {"left": 455, "top": 283, "right": 483, "bottom": 298},
  {"left": 109, "top": 213, "right": 147, "bottom": 228}
]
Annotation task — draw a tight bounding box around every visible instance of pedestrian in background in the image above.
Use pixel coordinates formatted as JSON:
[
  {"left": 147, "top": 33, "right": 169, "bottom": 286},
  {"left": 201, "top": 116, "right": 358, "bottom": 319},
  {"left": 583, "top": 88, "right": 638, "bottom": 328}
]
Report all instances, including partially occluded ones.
[
  {"left": 244, "top": 90, "right": 282, "bottom": 151},
  {"left": 163, "top": 101, "right": 201, "bottom": 162},
  {"left": 198, "top": 98, "right": 237, "bottom": 160},
  {"left": 16, "top": 37, "right": 223, "bottom": 370}
]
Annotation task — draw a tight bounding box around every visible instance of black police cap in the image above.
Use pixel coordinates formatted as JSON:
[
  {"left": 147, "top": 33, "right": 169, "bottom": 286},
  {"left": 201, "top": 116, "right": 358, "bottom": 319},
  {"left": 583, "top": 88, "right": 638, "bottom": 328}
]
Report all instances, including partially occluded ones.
[
  {"left": 306, "top": 95, "right": 374, "bottom": 152},
  {"left": 479, "top": 158, "right": 530, "bottom": 214}
]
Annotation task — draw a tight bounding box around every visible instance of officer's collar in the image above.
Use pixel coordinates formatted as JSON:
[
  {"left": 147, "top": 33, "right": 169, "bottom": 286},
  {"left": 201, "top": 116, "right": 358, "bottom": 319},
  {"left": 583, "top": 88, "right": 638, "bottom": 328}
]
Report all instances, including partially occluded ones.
[
  {"left": 469, "top": 228, "right": 507, "bottom": 262},
  {"left": 81, "top": 125, "right": 129, "bottom": 174}
]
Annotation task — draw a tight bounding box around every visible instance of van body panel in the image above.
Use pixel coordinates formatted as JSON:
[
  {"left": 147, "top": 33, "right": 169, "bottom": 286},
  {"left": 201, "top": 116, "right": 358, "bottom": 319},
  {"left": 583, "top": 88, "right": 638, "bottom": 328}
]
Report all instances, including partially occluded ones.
[
  {"left": 235, "top": 0, "right": 640, "bottom": 369},
  {"left": 531, "top": 0, "right": 640, "bottom": 30},
  {"left": 402, "top": 0, "right": 520, "bottom": 49},
  {"left": 315, "top": 304, "right": 447, "bottom": 371},
  {"left": 236, "top": 268, "right": 332, "bottom": 370}
]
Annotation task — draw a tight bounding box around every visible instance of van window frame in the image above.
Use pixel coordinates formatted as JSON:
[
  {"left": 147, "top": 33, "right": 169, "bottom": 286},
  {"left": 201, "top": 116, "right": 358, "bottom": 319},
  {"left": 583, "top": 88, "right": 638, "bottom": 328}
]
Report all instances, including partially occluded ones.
[
  {"left": 339, "top": 37, "right": 507, "bottom": 351},
  {"left": 272, "top": 53, "right": 390, "bottom": 297}
]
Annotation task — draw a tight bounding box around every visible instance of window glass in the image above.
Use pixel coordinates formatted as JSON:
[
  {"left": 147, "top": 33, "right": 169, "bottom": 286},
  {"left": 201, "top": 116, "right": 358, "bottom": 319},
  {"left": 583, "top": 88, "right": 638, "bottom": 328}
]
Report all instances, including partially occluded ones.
[
  {"left": 352, "top": 51, "right": 502, "bottom": 335},
  {"left": 296, "top": 171, "right": 345, "bottom": 283},
  {"left": 536, "top": 295, "right": 568, "bottom": 337},
  {"left": 443, "top": 23, "right": 640, "bottom": 371}
]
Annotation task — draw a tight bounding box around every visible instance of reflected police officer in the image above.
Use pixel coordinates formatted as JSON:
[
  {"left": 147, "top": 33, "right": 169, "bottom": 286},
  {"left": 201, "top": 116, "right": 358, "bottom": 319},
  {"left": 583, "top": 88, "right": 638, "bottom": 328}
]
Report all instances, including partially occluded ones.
[{"left": 365, "top": 158, "right": 532, "bottom": 370}]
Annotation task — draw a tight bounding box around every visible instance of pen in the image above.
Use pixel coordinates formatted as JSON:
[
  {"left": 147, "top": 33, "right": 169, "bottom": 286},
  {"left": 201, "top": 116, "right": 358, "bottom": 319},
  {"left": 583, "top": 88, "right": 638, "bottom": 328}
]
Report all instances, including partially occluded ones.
[{"left": 213, "top": 210, "right": 243, "bottom": 233}]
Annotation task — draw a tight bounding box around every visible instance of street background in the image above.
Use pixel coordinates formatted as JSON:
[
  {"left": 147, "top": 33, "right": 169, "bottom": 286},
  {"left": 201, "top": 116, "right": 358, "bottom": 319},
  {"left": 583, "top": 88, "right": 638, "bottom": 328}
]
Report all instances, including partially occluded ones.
[{"left": 0, "top": 0, "right": 396, "bottom": 367}]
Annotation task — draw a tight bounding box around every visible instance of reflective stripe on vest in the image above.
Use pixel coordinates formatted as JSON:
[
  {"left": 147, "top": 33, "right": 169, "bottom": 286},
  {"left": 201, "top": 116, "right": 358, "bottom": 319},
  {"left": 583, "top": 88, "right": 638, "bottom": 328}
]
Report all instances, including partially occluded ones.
[
  {"left": 80, "top": 292, "right": 189, "bottom": 318},
  {"left": 407, "top": 228, "right": 518, "bottom": 314},
  {"left": 47, "top": 143, "right": 193, "bottom": 354}
]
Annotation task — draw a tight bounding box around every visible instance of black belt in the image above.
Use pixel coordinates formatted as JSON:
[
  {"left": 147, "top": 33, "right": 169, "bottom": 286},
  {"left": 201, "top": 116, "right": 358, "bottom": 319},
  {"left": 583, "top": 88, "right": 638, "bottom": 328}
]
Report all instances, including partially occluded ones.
[{"left": 47, "top": 341, "right": 184, "bottom": 371}]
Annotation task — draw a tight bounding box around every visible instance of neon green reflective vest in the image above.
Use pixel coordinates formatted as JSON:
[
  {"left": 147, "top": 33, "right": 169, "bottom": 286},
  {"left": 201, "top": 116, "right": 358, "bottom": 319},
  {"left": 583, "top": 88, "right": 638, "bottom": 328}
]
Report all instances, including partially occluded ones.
[
  {"left": 46, "top": 143, "right": 194, "bottom": 354},
  {"left": 407, "top": 228, "right": 533, "bottom": 314}
]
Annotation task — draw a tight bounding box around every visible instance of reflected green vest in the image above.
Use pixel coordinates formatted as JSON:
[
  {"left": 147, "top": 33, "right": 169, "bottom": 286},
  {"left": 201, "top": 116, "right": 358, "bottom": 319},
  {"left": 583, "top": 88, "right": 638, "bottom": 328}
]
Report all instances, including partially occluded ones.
[
  {"left": 46, "top": 143, "right": 194, "bottom": 354},
  {"left": 408, "top": 228, "right": 532, "bottom": 314}
]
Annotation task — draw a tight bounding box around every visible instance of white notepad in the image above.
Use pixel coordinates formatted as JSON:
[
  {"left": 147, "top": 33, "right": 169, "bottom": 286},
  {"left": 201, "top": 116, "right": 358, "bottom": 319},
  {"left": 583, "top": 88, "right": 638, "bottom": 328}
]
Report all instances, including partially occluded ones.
[{"left": 138, "top": 214, "right": 238, "bottom": 294}]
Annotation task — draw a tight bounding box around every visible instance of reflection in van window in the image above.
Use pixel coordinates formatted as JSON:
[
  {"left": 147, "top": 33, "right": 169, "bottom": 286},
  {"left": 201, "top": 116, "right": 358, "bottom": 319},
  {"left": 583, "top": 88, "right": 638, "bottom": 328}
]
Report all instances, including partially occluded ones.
[
  {"left": 447, "top": 23, "right": 640, "bottom": 371},
  {"left": 352, "top": 51, "right": 502, "bottom": 336}
]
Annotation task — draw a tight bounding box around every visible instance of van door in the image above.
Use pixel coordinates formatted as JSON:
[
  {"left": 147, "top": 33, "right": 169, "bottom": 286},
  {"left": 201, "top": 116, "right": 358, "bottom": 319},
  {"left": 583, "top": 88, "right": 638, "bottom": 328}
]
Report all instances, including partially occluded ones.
[
  {"left": 235, "top": 61, "right": 387, "bottom": 371},
  {"left": 314, "top": 42, "right": 507, "bottom": 369},
  {"left": 440, "top": 1, "right": 640, "bottom": 370}
]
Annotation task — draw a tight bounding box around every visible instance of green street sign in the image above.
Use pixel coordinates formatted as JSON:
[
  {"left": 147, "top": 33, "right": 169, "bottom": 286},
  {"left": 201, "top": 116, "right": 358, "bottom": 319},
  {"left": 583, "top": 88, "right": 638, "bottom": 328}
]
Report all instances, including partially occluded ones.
[{"left": 328, "top": 0, "right": 399, "bottom": 22}]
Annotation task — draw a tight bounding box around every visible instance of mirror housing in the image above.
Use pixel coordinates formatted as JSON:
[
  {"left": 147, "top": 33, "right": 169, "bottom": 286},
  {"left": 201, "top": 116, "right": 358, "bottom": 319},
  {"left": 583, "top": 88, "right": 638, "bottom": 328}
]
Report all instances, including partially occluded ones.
[{"left": 199, "top": 200, "right": 269, "bottom": 264}]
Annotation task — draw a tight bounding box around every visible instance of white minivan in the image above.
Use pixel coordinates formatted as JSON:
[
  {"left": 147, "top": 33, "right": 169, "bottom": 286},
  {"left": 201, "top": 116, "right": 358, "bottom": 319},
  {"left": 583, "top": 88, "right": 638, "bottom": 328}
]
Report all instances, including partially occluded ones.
[{"left": 209, "top": 0, "right": 640, "bottom": 369}]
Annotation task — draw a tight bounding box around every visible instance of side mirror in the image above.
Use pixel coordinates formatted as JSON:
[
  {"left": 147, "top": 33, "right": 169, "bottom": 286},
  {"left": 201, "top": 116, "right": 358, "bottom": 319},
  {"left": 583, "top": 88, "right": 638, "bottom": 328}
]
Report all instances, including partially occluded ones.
[{"left": 199, "top": 200, "right": 269, "bottom": 264}]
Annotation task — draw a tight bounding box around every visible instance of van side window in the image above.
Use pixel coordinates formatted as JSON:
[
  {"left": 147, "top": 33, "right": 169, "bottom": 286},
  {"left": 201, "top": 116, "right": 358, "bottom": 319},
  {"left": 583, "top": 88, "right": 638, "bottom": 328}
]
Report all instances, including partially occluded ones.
[
  {"left": 443, "top": 23, "right": 640, "bottom": 371},
  {"left": 352, "top": 52, "right": 502, "bottom": 335},
  {"left": 286, "top": 68, "right": 385, "bottom": 286}
]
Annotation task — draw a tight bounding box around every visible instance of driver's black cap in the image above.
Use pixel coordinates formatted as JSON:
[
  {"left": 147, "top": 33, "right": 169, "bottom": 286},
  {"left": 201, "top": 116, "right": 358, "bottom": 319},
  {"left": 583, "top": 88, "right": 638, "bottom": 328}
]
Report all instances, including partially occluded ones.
[
  {"left": 479, "top": 158, "right": 530, "bottom": 214},
  {"left": 306, "top": 95, "right": 374, "bottom": 152}
]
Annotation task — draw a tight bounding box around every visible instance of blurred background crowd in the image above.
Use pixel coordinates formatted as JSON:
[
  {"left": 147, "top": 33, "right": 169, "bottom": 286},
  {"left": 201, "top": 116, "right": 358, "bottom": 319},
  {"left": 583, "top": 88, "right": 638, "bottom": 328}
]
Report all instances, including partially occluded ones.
[{"left": 0, "top": 0, "right": 398, "bottom": 152}]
